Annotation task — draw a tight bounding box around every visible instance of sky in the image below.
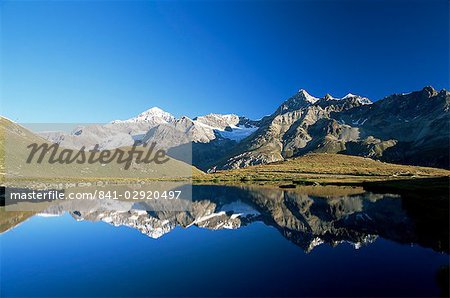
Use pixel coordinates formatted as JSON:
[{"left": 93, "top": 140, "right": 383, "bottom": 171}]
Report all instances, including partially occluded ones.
[{"left": 1, "top": 0, "right": 449, "bottom": 123}]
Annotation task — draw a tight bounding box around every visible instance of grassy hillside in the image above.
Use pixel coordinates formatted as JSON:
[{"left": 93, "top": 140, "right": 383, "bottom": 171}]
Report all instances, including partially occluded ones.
[
  {"left": 195, "top": 153, "right": 450, "bottom": 184},
  {"left": 0, "top": 117, "right": 201, "bottom": 184}
]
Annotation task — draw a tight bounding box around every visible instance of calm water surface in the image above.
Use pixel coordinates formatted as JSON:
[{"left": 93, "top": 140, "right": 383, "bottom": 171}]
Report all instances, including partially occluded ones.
[{"left": 1, "top": 185, "right": 448, "bottom": 297}]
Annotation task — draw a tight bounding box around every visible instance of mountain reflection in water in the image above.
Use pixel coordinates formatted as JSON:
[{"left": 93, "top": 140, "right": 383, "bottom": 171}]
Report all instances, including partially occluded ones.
[{"left": 4, "top": 184, "right": 447, "bottom": 254}]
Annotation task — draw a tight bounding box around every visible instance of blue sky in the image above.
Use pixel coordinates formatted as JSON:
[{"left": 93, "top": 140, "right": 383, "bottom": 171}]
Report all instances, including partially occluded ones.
[{"left": 1, "top": 0, "right": 449, "bottom": 123}]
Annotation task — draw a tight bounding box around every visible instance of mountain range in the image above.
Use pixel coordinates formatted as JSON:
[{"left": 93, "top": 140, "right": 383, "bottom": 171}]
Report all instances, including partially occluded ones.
[{"left": 39, "top": 86, "right": 450, "bottom": 170}]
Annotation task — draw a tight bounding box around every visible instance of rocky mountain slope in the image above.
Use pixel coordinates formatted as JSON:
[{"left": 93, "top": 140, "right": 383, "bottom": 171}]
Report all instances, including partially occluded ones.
[{"left": 215, "top": 86, "right": 449, "bottom": 170}]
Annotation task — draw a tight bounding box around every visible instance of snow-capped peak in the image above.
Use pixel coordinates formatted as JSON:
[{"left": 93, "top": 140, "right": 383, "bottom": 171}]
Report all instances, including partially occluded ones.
[
  {"left": 298, "top": 89, "right": 319, "bottom": 104},
  {"left": 141, "top": 106, "right": 167, "bottom": 114},
  {"left": 343, "top": 93, "right": 356, "bottom": 98},
  {"left": 112, "top": 107, "right": 175, "bottom": 124},
  {"left": 341, "top": 93, "right": 372, "bottom": 105},
  {"left": 136, "top": 107, "right": 175, "bottom": 122},
  {"left": 276, "top": 89, "right": 320, "bottom": 114}
]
